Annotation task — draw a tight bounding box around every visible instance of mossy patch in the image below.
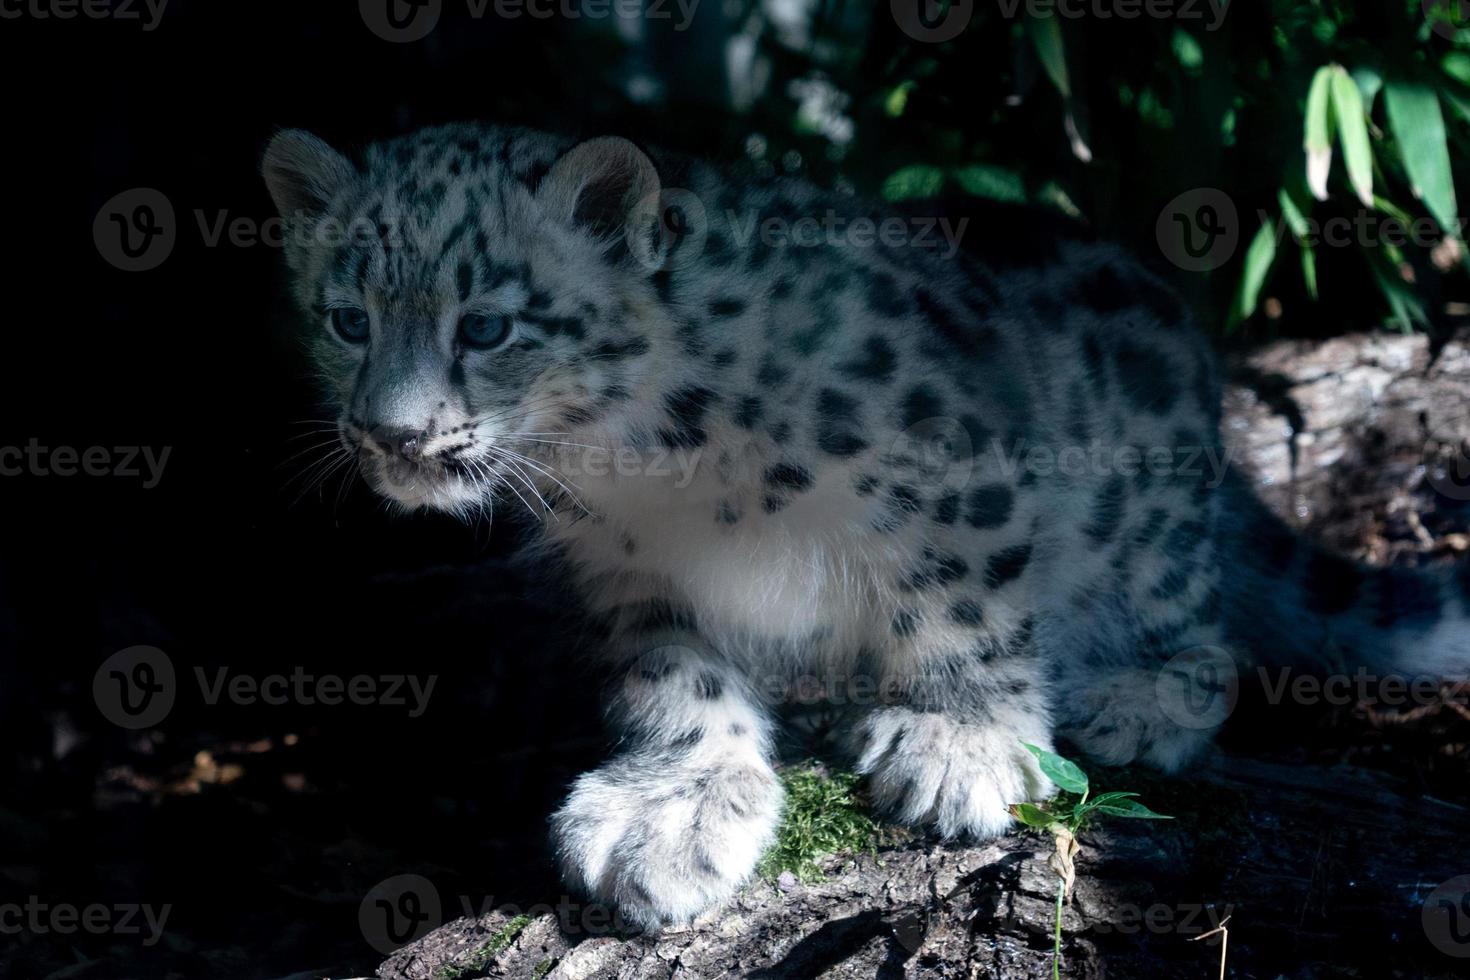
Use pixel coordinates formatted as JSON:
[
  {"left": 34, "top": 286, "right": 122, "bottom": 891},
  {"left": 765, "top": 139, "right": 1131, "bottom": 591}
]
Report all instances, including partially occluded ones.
[
  {"left": 433, "top": 914, "right": 531, "bottom": 980},
  {"left": 758, "top": 763, "right": 880, "bottom": 882}
]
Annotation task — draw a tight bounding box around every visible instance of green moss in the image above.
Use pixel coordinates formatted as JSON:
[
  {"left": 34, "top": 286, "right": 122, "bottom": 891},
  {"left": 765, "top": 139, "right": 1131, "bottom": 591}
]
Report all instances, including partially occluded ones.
[
  {"left": 757, "top": 763, "right": 880, "bottom": 883},
  {"left": 432, "top": 914, "right": 531, "bottom": 980},
  {"left": 530, "top": 958, "right": 556, "bottom": 979}
]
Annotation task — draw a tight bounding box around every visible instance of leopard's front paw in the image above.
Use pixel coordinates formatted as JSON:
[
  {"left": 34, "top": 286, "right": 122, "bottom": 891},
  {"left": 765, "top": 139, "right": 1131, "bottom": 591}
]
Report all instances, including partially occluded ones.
[
  {"left": 551, "top": 753, "right": 783, "bottom": 930},
  {"left": 851, "top": 707, "right": 1053, "bottom": 839}
]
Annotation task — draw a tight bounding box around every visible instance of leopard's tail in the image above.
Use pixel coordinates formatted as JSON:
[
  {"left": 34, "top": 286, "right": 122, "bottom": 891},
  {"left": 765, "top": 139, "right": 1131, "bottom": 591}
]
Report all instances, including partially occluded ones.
[{"left": 1220, "top": 473, "right": 1470, "bottom": 682}]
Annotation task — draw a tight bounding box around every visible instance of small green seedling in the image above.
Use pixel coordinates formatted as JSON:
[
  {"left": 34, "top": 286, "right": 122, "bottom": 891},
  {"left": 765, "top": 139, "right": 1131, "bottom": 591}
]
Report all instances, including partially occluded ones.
[{"left": 1009, "top": 743, "right": 1171, "bottom": 980}]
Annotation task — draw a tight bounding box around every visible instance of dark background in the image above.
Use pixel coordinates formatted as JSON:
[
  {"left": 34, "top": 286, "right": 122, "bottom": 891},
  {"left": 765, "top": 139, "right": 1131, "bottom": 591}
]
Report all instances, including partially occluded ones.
[{"left": 2, "top": 2, "right": 1468, "bottom": 977}]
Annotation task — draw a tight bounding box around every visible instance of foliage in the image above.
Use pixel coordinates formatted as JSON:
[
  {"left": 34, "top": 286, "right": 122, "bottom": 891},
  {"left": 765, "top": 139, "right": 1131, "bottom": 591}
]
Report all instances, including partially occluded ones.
[
  {"left": 734, "top": 1, "right": 1470, "bottom": 335},
  {"left": 1009, "top": 744, "right": 1170, "bottom": 980}
]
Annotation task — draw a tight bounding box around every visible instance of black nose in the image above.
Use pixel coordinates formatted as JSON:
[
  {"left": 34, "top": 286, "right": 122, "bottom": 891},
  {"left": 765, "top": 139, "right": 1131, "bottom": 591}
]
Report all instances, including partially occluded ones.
[{"left": 373, "top": 427, "right": 424, "bottom": 461}]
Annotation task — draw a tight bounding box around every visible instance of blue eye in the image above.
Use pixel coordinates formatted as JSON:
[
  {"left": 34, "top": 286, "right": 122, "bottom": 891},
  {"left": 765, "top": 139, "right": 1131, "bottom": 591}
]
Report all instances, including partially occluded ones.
[
  {"left": 459, "top": 313, "right": 512, "bottom": 349},
  {"left": 331, "top": 307, "right": 370, "bottom": 343}
]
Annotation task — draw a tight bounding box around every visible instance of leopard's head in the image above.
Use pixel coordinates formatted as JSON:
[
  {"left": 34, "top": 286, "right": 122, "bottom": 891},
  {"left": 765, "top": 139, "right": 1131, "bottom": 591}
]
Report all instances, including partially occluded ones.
[{"left": 262, "top": 125, "right": 671, "bottom": 515}]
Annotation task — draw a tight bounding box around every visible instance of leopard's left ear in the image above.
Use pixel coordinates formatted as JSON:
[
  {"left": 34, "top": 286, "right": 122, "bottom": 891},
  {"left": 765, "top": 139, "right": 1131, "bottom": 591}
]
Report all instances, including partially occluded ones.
[
  {"left": 261, "top": 129, "right": 356, "bottom": 220},
  {"left": 538, "top": 136, "right": 664, "bottom": 269}
]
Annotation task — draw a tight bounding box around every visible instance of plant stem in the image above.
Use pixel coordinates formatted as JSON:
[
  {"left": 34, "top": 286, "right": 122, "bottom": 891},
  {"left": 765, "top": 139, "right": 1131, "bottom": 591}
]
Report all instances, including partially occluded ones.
[{"left": 1053, "top": 876, "right": 1064, "bottom": 980}]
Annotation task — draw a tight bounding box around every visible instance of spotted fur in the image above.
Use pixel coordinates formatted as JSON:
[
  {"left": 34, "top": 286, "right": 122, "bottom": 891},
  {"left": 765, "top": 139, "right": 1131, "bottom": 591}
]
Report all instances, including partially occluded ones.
[{"left": 263, "top": 122, "right": 1470, "bottom": 930}]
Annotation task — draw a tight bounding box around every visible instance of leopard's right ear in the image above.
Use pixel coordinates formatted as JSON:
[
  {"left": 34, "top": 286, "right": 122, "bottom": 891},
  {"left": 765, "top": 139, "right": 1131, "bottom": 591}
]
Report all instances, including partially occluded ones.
[
  {"left": 261, "top": 129, "right": 356, "bottom": 220},
  {"left": 537, "top": 136, "right": 667, "bottom": 270}
]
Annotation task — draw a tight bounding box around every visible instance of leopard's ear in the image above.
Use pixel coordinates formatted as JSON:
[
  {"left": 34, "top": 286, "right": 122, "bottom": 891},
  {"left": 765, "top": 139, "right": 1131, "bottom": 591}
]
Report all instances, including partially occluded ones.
[
  {"left": 537, "top": 136, "right": 664, "bottom": 268},
  {"left": 261, "top": 129, "right": 356, "bottom": 220}
]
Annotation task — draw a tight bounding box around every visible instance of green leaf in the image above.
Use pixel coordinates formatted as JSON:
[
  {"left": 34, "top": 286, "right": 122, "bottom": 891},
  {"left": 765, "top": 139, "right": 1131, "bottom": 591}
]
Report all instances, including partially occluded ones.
[
  {"left": 1305, "top": 66, "right": 1335, "bottom": 200},
  {"left": 1091, "top": 798, "right": 1174, "bottom": 820},
  {"left": 1384, "top": 82, "right": 1459, "bottom": 235},
  {"left": 1025, "top": 15, "right": 1070, "bottom": 99},
  {"left": 1081, "top": 791, "right": 1141, "bottom": 808},
  {"left": 1444, "top": 88, "right": 1470, "bottom": 128},
  {"left": 1367, "top": 253, "right": 1429, "bottom": 333},
  {"left": 1443, "top": 51, "right": 1470, "bottom": 87},
  {"left": 951, "top": 164, "right": 1026, "bottom": 204},
  {"left": 882, "top": 165, "right": 946, "bottom": 202},
  {"left": 1277, "top": 186, "right": 1311, "bottom": 238},
  {"left": 885, "top": 81, "right": 915, "bottom": 119},
  {"left": 1278, "top": 184, "right": 1318, "bottom": 301},
  {"left": 1021, "top": 743, "right": 1089, "bottom": 795},
  {"left": 1372, "top": 194, "right": 1416, "bottom": 225},
  {"left": 1352, "top": 67, "right": 1383, "bottom": 112},
  {"left": 1301, "top": 243, "right": 1319, "bottom": 301},
  {"left": 1330, "top": 66, "right": 1375, "bottom": 206},
  {"left": 1171, "top": 28, "right": 1203, "bottom": 73},
  {"left": 1010, "top": 802, "right": 1059, "bottom": 830},
  {"left": 1227, "top": 220, "right": 1280, "bottom": 331}
]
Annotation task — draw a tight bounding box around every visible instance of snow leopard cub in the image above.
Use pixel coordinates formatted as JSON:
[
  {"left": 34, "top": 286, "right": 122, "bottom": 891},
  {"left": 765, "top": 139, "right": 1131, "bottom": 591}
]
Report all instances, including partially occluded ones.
[{"left": 262, "top": 122, "right": 1470, "bottom": 930}]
